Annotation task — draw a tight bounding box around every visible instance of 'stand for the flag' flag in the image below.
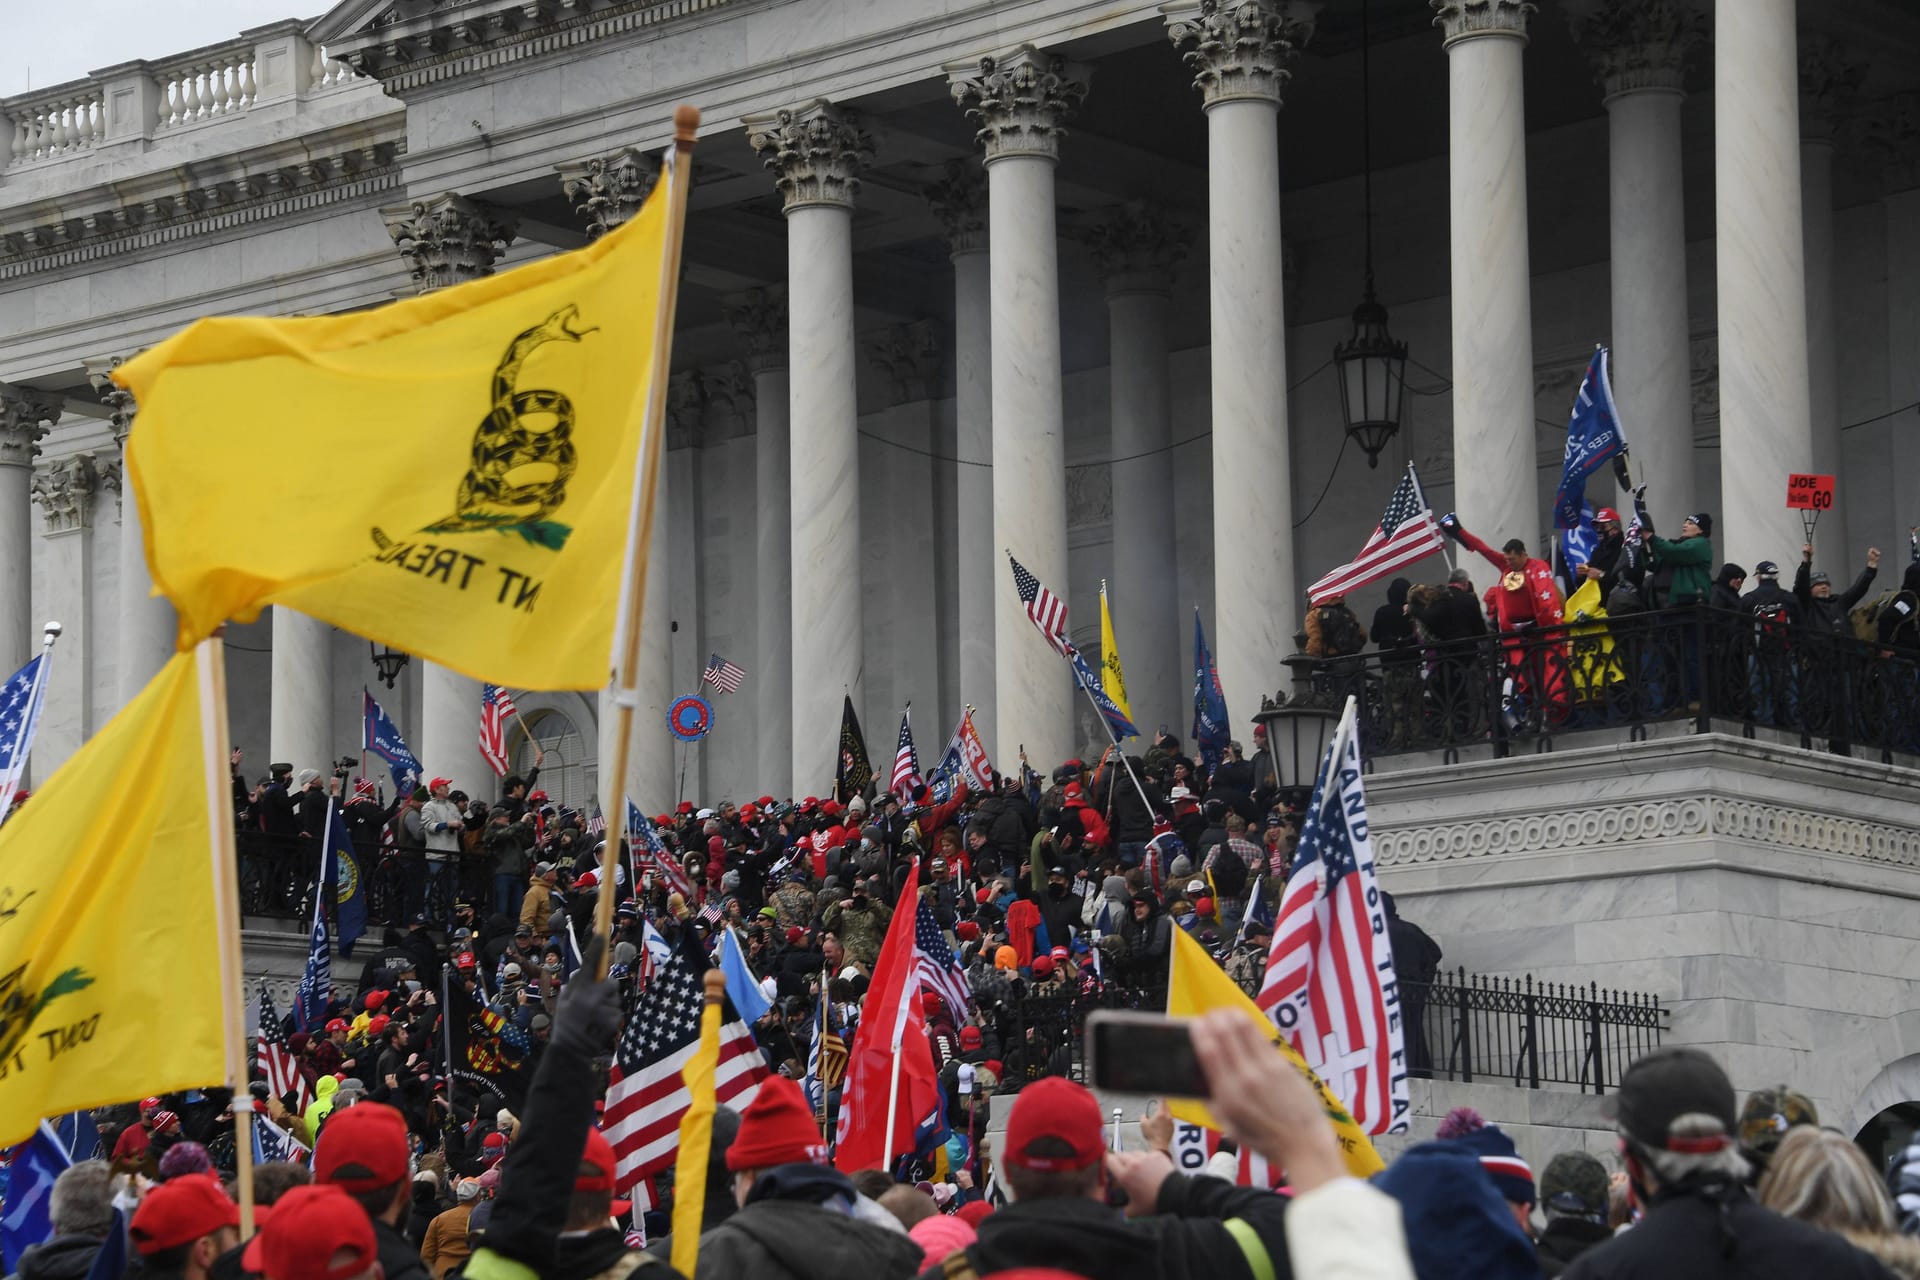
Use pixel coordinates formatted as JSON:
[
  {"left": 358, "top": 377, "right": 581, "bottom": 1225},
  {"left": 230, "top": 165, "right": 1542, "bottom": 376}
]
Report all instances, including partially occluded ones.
[
  {"left": 1258, "top": 698, "right": 1409, "bottom": 1137},
  {"left": 0, "top": 653, "right": 49, "bottom": 817},
  {"left": 326, "top": 799, "right": 368, "bottom": 959},
  {"left": 1098, "top": 582, "right": 1133, "bottom": 732},
  {"left": 835, "top": 694, "right": 872, "bottom": 802},
  {"left": 479, "top": 683, "right": 516, "bottom": 778},
  {"left": 1554, "top": 346, "right": 1628, "bottom": 571},
  {"left": 0, "top": 650, "right": 223, "bottom": 1146},
  {"left": 117, "top": 174, "right": 676, "bottom": 692},
  {"left": 1, "top": 1122, "right": 72, "bottom": 1271},
  {"left": 701, "top": 653, "right": 746, "bottom": 695},
  {"left": 836, "top": 864, "right": 943, "bottom": 1171},
  {"left": 1165, "top": 925, "right": 1383, "bottom": 1176},
  {"left": 1307, "top": 463, "right": 1446, "bottom": 605},
  {"left": 889, "top": 705, "right": 922, "bottom": 800},
  {"left": 361, "top": 689, "right": 424, "bottom": 795},
  {"left": 604, "top": 925, "right": 766, "bottom": 1204},
  {"left": 1009, "top": 554, "right": 1072, "bottom": 657},
  {"left": 1071, "top": 648, "right": 1140, "bottom": 743},
  {"left": 1191, "top": 610, "right": 1229, "bottom": 775},
  {"left": 256, "top": 986, "right": 312, "bottom": 1111}
]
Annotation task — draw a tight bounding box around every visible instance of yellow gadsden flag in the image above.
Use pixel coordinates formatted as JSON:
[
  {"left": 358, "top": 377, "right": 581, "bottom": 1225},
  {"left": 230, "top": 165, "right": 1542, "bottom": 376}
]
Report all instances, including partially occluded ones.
[
  {"left": 1099, "top": 581, "right": 1132, "bottom": 731},
  {"left": 1165, "top": 925, "right": 1383, "bottom": 1177},
  {"left": 116, "top": 184, "right": 673, "bottom": 691},
  {"left": 0, "top": 651, "right": 223, "bottom": 1144}
]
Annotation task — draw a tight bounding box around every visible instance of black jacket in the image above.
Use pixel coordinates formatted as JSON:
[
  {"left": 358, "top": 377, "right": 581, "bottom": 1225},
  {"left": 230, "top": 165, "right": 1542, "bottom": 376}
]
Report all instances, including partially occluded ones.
[
  {"left": 1562, "top": 1181, "right": 1894, "bottom": 1279},
  {"left": 918, "top": 1173, "right": 1292, "bottom": 1280},
  {"left": 374, "top": 1216, "right": 433, "bottom": 1280},
  {"left": 1793, "top": 560, "right": 1876, "bottom": 635},
  {"left": 1538, "top": 1218, "right": 1614, "bottom": 1277},
  {"left": 692, "top": 1166, "right": 922, "bottom": 1280},
  {"left": 13, "top": 1235, "right": 102, "bottom": 1280},
  {"left": 1371, "top": 579, "right": 1419, "bottom": 667},
  {"left": 1410, "top": 585, "right": 1489, "bottom": 647}
]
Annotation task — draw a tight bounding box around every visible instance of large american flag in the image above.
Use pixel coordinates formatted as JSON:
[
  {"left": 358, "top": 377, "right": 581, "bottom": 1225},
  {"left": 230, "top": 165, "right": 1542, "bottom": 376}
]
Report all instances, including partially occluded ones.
[
  {"left": 479, "top": 684, "right": 516, "bottom": 777},
  {"left": 1009, "top": 554, "right": 1072, "bottom": 657},
  {"left": 914, "top": 900, "right": 971, "bottom": 1015},
  {"left": 1257, "top": 699, "right": 1408, "bottom": 1136},
  {"left": 604, "top": 927, "right": 766, "bottom": 1204},
  {"left": 0, "top": 653, "right": 49, "bottom": 817},
  {"left": 701, "top": 653, "right": 746, "bottom": 695},
  {"left": 889, "top": 706, "right": 921, "bottom": 799},
  {"left": 629, "top": 803, "right": 693, "bottom": 899},
  {"left": 255, "top": 985, "right": 311, "bottom": 1111},
  {"left": 1307, "top": 464, "right": 1445, "bottom": 605}
]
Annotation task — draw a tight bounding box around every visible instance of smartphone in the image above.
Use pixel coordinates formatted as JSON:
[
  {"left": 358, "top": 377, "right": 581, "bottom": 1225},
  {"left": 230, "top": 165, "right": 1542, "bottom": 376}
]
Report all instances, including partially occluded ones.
[{"left": 1085, "top": 1011, "right": 1210, "bottom": 1099}]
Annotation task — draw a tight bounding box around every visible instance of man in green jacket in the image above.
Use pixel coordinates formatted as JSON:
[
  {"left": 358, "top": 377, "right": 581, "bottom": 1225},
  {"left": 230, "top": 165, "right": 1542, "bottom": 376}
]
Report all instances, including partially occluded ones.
[{"left": 1646, "top": 512, "right": 1713, "bottom": 606}]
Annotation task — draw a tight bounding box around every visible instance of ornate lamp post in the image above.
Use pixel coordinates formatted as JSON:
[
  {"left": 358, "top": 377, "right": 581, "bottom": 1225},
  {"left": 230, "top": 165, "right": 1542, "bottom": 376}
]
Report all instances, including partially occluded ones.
[{"left": 369, "top": 641, "right": 408, "bottom": 690}]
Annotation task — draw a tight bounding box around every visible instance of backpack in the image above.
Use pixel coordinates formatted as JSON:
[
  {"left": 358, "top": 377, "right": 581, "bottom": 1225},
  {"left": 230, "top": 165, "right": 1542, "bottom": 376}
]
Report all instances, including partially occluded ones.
[
  {"left": 1207, "top": 846, "right": 1249, "bottom": 901},
  {"left": 1318, "top": 606, "right": 1367, "bottom": 657},
  {"left": 1852, "top": 589, "right": 1902, "bottom": 643}
]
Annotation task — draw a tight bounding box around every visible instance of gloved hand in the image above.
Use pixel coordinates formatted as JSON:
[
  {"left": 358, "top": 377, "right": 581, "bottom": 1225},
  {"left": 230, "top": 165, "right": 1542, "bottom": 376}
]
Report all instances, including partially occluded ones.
[
  {"left": 1438, "top": 512, "right": 1464, "bottom": 541},
  {"left": 550, "top": 938, "right": 620, "bottom": 1059}
]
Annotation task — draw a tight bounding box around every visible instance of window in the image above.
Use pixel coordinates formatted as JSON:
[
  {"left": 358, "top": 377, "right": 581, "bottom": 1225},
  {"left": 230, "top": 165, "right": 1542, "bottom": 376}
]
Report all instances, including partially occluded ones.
[{"left": 511, "top": 710, "right": 589, "bottom": 812}]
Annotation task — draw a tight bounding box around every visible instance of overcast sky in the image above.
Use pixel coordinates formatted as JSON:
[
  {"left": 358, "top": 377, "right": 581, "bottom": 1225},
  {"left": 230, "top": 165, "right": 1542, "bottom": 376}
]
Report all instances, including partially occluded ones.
[{"left": 6, "top": 0, "right": 309, "bottom": 97}]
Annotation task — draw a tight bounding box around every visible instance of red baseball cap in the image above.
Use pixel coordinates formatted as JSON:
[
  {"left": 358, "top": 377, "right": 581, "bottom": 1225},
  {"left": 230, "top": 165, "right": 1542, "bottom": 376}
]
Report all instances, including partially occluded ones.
[
  {"left": 1002, "top": 1077, "right": 1105, "bottom": 1172},
  {"left": 314, "top": 1102, "right": 410, "bottom": 1192},
  {"left": 325, "top": 1018, "right": 350, "bottom": 1034},
  {"left": 956, "top": 1200, "right": 994, "bottom": 1227},
  {"left": 1595, "top": 507, "right": 1622, "bottom": 525},
  {"left": 241, "top": 1184, "right": 377, "bottom": 1280},
  {"left": 577, "top": 1128, "right": 617, "bottom": 1192},
  {"left": 677, "top": 801, "right": 695, "bottom": 815},
  {"left": 428, "top": 777, "right": 453, "bottom": 792},
  {"left": 363, "top": 990, "right": 387, "bottom": 1010},
  {"left": 756, "top": 795, "right": 776, "bottom": 808},
  {"left": 129, "top": 1173, "right": 239, "bottom": 1255}
]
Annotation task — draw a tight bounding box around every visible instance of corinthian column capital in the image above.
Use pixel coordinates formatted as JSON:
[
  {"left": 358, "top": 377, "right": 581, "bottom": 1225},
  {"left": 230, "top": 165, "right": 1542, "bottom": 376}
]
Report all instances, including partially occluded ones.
[
  {"left": 1565, "top": 0, "right": 1702, "bottom": 98},
  {"left": 1076, "top": 201, "right": 1192, "bottom": 295},
  {"left": 31, "top": 453, "right": 100, "bottom": 533},
  {"left": 722, "top": 287, "right": 789, "bottom": 376},
  {"left": 747, "top": 101, "right": 873, "bottom": 213},
  {"left": 1432, "top": 0, "right": 1533, "bottom": 49},
  {"left": 923, "top": 158, "right": 989, "bottom": 255},
  {"left": 380, "top": 193, "right": 518, "bottom": 292},
  {"left": 84, "top": 355, "right": 139, "bottom": 450},
  {"left": 1797, "top": 33, "right": 1866, "bottom": 143},
  {"left": 949, "top": 46, "right": 1090, "bottom": 163},
  {"left": 1165, "top": 0, "right": 1315, "bottom": 108},
  {"left": 0, "top": 383, "right": 62, "bottom": 469},
  {"left": 556, "top": 148, "right": 659, "bottom": 239}
]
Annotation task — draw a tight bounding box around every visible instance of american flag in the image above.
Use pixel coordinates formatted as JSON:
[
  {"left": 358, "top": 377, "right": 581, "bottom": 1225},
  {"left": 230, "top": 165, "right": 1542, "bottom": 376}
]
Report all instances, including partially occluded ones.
[
  {"left": 1257, "top": 699, "right": 1408, "bottom": 1136},
  {"left": 255, "top": 985, "right": 311, "bottom": 1111},
  {"left": 0, "top": 653, "right": 49, "bottom": 816},
  {"left": 253, "top": 1116, "right": 312, "bottom": 1167},
  {"left": 1307, "top": 464, "right": 1445, "bottom": 605},
  {"left": 698, "top": 899, "right": 724, "bottom": 927},
  {"left": 914, "top": 900, "right": 971, "bottom": 1015},
  {"left": 604, "top": 926, "right": 766, "bottom": 1204},
  {"left": 701, "top": 653, "right": 746, "bottom": 695},
  {"left": 479, "top": 683, "right": 516, "bottom": 777},
  {"left": 1009, "top": 554, "right": 1071, "bottom": 657},
  {"left": 889, "top": 706, "right": 921, "bottom": 799},
  {"left": 630, "top": 804, "right": 693, "bottom": 899}
]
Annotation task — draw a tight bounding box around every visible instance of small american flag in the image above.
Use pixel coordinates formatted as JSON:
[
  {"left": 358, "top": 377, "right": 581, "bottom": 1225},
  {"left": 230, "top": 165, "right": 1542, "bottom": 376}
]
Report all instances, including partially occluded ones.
[
  {"left": 1308, "top": 464, "right": 1445, "bottom": 604},
  {"left": 0, "top": 653, "right": 49, "bottom": 817},
  {"left": 479, "top": 683, "right": 516, "bottom": 777},
  {"left": 914, "top": 900, "right": 971, "bottom": 1015},
  {"left": 702, "top": 653, "right": 746, "bottom": 695},
  {"left": 889, "top": 706, "right": 921, "bottom": 799},
  {"left": 698, "top": 899, "right": 725, "bottom": 927},
  {"left": 585, "top": 812, "right": 607, "bottom": 838},
  {"left": 604, "top": 925, "right": 766, "bottom": 1203},
  {"left": 1009, "top": 554, "right": 1072, "bottom": 657},
  {"left": 255, "top": 985, "right": 311, "bottom": 1111}
]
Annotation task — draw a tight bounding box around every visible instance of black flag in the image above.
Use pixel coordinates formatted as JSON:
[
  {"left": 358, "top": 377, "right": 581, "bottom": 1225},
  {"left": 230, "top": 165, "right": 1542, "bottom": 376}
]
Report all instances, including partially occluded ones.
[{"left": 835, "top": 694, "right": 872, "bottom": 802}]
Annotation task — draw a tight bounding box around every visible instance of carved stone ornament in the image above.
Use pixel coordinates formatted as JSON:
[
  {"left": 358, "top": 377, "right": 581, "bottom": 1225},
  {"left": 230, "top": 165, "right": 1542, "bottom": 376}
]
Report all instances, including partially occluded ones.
[
  {"left": 1690, "top": 331, "right": 1719, "bottom": 428},
  {"left": 666, "top": 369, "right": 707, "bottom": 450},
  {"left": 1798, "top": 34, "right": 1866, "bottom": 142},
  {"left": 720, "top": 287, "right": 789, "bottom": 375},
  {"left": 97, "top": 456, "right": 123, "bottom": 513},
  {"left": 0, "top": 383, "right": 63, "bottom": 469},
  {"left": 1166, "top": 0, "right": 1314, "bottom": 107},
  {"left": 950, "top": 46, "right": 1090, "bottom": 163},
  {"left": 1564, "top": 0, "right": 1701, "bottom": 97},
  {"left": 380, "top": 192, "right": 518, "bottom": 292},
  {"left": 1432, "top": 0, "right": 1533, "bottom": 48},
  {"left": 922, "top": 158, "right": 989, "bottom": 255},
  {"left": 1862, "top": 92, "right": 1920, "bottom": 193},
  {"left": 747, "top": 101, "right": 873, "bottom": 213},
  {"left": 701, "top": 362, "right": 756, "bottom": 435},
  {"left": 1077, "top": 201, "right": 1192, "bottom": 292},
  {"left": 31, "top": 452, "right": 99, "bottom": 533},
  {"left": 865, "top": 320, "right": 942, "bottom": 404},
  {"left": 557, "top": 148, "right": 659, "bottom": 239},
  {"left": 84, "top": 355, "right": 139, "bottom": 449}
]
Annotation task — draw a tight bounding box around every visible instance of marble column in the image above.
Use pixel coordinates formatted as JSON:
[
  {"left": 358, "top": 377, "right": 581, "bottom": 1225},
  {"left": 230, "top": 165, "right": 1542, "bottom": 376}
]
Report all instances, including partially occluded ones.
[
  {"left": 951, "top": 47, "right": 1089, "bottom": 772},
  {"left": 269, "top": 607, "right": 332, "bottom": 773},
  {"left": 28, "top": 454, "right": 99, "bottom": 771},
  {"left": 1799, "top": 37, "right": 1862, "bottom": 572},
  {"left": 1433, "top": 0, "right": 1538, "bottom": 544},
  {"left": 924, "top": 161, "right": 995, "bottom": 747},
  {"left": 1875, "top": 101, "right": 1920, "bottom": 561},
  {"left": 85, "top": 355, "right": 179, "bottom": 703},
  {"left": 0, "top": 384, "right": 61, "bottom": 677},
  {"left": 1083, "top": 202, "right": 1188, "bottom": 742},
  {"left": 1568, "top": 0, "right": 1701, "bottom": 515},
  {"left": 723, "top": 288, "right": 792, "bottom": 797},
  {"left": 1168, "top": 3, "right": 1303, "bottom": 723},
  {"left": 560, "top": 150, "right": 677, "bottom": 809},
  {"left": 381, "top": 192, "right": 518, "bottom": 792},
  {"left": 1713, "top": 0, "right": 1812, "bottom": 571},
  {"left": 749, "top": 102, "right": 872, "bottom": 798}
]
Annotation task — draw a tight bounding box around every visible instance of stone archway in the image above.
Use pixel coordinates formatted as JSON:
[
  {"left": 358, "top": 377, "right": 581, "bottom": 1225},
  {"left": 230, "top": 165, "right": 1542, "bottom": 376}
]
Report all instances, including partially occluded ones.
[
  {"left": 1841, "top": 1052, "right": 1920, "bottom": 1171},
  {"left": 506, "top": 690, "right": 599, "bottom": 812}
]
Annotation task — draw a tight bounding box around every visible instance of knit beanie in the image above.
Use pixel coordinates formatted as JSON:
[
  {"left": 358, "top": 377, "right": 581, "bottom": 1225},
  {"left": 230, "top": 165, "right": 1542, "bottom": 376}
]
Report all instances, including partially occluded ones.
[
  {"left": 726, "top": 1076, "right": 828, "bottom": 1172},
  {"left": 1436, "top": 1108, "right": 1535, "bottom": 1206},
  {"left": 1375, "top": 1141, "right": 1537, "bottom": 1280}
]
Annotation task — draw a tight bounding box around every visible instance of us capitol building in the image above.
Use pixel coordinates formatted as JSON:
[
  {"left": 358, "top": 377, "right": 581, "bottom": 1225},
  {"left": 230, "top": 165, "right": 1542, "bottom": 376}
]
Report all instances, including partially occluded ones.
[{"left": 5, "top": 0, "right": 1920, "bottom": 1164}]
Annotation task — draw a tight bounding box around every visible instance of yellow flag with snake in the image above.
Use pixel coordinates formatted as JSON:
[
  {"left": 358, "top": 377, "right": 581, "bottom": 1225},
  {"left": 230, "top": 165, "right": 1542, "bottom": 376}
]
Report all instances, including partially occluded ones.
[
  {"left": 1099, "top": 581, "right": 1132, "bottom": 731},
  {"left": 116, "top": 181, "right": 673, "bottom": 691}
]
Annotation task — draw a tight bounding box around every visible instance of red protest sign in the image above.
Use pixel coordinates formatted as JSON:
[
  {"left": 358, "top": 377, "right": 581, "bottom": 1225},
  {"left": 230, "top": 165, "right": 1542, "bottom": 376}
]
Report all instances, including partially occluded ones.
[{"left": 1786, "top": 473, "right": 1835, "bottom": 510}]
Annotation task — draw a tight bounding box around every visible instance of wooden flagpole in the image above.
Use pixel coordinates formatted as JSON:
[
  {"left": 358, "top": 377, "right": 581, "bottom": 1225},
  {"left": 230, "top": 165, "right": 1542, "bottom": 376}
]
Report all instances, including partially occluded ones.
[{"left": 598, "top": 106, "right": 700, "bottom": 975}]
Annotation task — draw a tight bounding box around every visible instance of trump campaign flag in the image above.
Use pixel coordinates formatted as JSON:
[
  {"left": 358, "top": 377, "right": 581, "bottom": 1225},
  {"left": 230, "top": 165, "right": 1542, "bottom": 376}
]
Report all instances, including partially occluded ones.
[
  {"left": 362, "top": 689, "right": 423, "bottom": 794},
  {"left": 1554, "top": 346, "right": 1628, "bottom": 571},
  {"left": 1191, "top": 610, "right": 1229, "bottom": 774},
  {"left": 1258, "top": 697, "right": 1409, "bottom": 1136}
]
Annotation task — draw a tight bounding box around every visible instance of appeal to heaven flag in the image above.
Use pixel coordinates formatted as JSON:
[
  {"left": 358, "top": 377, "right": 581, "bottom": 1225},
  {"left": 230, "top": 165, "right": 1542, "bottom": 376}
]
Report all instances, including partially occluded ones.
[
  {"left": 1098, "top": 582, "right": 1132, "bottom": 729},
  {"left": 116, "top": 178, "right": 675, "bottom": 691},
  {"left": 0, "top": 650, "right": 224, "bottom": 1145}
]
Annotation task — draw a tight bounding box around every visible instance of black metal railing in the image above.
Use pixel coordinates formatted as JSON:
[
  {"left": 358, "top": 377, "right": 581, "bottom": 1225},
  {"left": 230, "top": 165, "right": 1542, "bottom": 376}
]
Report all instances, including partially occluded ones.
[
  {"left": 236, "top": 831, "right": 494, "bottom": 927},
  {"left": 1409, "top": 967, "right": 1667, "bottom": 1094},
  {"left": 1303, "top": 604, "right": 1920, "bottom": 765}
]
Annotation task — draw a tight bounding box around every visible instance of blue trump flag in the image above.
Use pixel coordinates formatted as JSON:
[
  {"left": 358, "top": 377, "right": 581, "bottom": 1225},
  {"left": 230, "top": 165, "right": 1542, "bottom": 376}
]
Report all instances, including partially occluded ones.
[
  {"left": 1192, "top": 610, "right": 1229, "bottom": 775},
  {"left": 1554, "top": 346, "right": 1628, "bottom": 570},
  {"left": 1069, "top": 647, "right": 1139, "bottom": 742},
  {"left": 294, "top": 878, "right": 331, "bottom": 1032},
  {"left": 325, "top": 798, "right": 368, "bottom": 958},
  {"left": 362, "top": 689, "right": 425, "bottom": 795},
  {"left": 2, "top": 1123, "right": 71, "bottom": 1272}
]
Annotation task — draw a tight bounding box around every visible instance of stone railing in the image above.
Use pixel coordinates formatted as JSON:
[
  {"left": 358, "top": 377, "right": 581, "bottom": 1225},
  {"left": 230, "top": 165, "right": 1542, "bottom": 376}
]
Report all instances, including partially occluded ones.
[{"left": 1, "top": 22, "right": 366, "bottom": 176}]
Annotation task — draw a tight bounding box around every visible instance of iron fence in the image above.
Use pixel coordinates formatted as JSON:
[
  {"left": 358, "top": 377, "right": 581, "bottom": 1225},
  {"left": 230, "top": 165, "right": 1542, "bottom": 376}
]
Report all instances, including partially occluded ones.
[
  {"left": 236, "top": 832, "right": 493, "bottom": 927},
  {"left": 1409, "top": 967, "right": 1667, "bottom": 1094}
]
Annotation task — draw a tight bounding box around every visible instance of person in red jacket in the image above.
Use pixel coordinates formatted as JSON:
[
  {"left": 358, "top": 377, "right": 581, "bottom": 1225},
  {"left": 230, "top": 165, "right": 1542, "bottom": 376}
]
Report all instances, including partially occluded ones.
[{"left": 1443, "top": 515, "right": 1570, "bottom": 725}]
